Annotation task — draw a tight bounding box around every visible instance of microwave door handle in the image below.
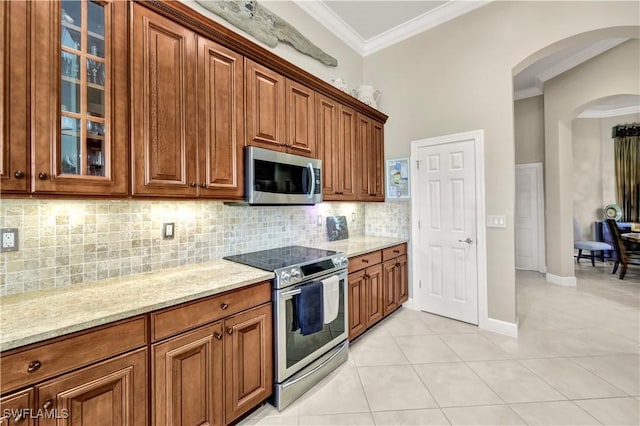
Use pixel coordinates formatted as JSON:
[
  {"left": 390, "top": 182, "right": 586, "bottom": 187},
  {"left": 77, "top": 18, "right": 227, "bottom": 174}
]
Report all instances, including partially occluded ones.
[{"left": 306, "top": 163, "right": 315, "bottom": 199}]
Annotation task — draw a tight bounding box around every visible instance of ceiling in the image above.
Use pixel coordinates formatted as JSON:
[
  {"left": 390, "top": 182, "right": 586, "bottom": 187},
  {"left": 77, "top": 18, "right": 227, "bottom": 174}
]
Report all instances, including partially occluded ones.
[{"left": 295, "top": 0, "right": 639, "bottom": 118}]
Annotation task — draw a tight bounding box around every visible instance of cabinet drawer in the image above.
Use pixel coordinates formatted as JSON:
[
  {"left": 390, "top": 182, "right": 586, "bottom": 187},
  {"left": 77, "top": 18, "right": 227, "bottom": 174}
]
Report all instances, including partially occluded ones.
[
  {"left": 151, "top": 281, "right": 271, "bottom": 342},
  {"left": 382, "top": 244, "right": 407, "bottom": 261},
  {"left": 348, "top": 250, "right": 382, "bottom": 273},
  {"left": 1, "top": 317, "right": 147, "bottom": 394}
]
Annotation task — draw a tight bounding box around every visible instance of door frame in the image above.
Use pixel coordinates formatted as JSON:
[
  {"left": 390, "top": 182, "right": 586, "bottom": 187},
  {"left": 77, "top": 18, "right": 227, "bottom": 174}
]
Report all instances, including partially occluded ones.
[
  {"left": 410, "top": 129, "right": 488, "bottom": 329},
  {"left": 515, "top": 162, "right": 546, "bottom": 273}
]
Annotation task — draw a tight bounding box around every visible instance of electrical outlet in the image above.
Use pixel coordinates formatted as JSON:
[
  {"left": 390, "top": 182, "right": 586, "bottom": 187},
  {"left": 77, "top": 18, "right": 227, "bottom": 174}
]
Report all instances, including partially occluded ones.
[
  {"left": 163, "top": 223, "right": 175, "bottom": 239},
  {"left": 1, "top": 228, "right": 19, "bottom": 252}
]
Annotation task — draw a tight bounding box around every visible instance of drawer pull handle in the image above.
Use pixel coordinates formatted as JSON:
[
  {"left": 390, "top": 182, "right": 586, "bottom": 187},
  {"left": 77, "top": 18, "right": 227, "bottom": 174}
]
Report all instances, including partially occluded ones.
[
  {"left": 220, "top": 303, "right": 229, "bottom": 310},
  {"left": 42, "top": 399, "right": 53, "bottom": 410},
  {"left": 362, "top": 259, "right": 369, "bottom": 264},
  {"left": 226, "top": 328, "right": 233, "bottom": 335},
  {"left": 27, "top": 360, "right": 42, "bottom": 373},
  {"left": 214, "top": 331, "right": 223, "bottom": 340},
  {"left": 393, "top": 250, "right": 400, "bottom": 254}
]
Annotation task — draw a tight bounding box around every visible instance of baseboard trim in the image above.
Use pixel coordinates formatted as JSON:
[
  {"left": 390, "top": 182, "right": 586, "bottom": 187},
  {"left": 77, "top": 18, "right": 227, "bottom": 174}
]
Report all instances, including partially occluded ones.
[
  {"left": 546, "top": 273, "right": 577, "bottom": 287},
  {"left": 483, "top": 317, "right": 518, "bottom": 338},
  {"left": 401, "top": 298, "right": 419, "bottom": 311}
]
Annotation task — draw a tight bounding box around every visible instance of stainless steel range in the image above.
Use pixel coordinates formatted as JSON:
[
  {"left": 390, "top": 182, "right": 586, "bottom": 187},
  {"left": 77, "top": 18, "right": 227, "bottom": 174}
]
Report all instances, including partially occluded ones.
[{"left": 224, "top": 246, "right": 349, "bottom": 410}]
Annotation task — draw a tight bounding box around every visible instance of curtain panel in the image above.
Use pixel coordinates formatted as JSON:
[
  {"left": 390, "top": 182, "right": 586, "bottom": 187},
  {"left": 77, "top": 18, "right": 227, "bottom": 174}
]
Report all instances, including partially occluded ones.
[{"left": 614, "top": 134, "right": 640, "bottom": 222}]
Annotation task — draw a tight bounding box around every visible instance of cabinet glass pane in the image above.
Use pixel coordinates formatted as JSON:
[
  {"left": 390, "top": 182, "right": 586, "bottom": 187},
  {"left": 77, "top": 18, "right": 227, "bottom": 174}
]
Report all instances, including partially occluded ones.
[
  {"left": 61, "top": 52, "right": 80, "bottom": 80},
  {"left": 61, "top": 117, "right": 81, "bottom": 175},
  {"left": 86, "top": 121, "right": 104, "bottom": 176},
  {"left": 61, "top": 26, "right": 81, "bottom": 51},
  {"left": 86, "top": 59, "right": 104, "bottom": 86},
  {"left": 87, "top": 86, "right": 105, "bottom": 118},
  {"left": 88, "top": 36, "right": 104, "bottom": 58},
  {"left": 87, "top": 2, "right": 104, "bottom": 36},
  {"left": 61, "top": 80, "right": 80, "bottom": 113}
]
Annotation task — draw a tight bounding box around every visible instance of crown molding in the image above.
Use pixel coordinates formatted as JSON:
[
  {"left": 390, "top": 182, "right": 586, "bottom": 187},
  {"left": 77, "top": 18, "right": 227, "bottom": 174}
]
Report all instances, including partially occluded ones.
[
  {"left": 578, "top": 105, "right": 640, "bottom": 119},
  {"left": 537, "top": 38, "right": 628, "bottom": 83},
  {"left": 295, "top": 0, "right": 491, "bottom": 57},
  {"left": 363, "top": 1, "right": 490, "bottom": 56},
  {"left": 294, "top": 0, "right": 366, "bottom": 56},
  {"left": 514, "top": 87, "right": 543, "bottom": 101}
]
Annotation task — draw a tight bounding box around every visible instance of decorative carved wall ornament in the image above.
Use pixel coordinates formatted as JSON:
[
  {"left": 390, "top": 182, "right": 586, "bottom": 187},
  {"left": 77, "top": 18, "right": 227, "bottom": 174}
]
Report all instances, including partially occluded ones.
[{"left": 195, "top": 0, "right": 338, "bottom": 67}]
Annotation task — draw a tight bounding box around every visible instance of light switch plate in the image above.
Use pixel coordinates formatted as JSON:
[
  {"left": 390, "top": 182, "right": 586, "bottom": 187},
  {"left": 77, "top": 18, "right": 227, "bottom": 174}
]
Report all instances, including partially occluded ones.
[
  {"left": 1, "top": 228, "right": 19, "bottom": 252},
  {"left": 163, "top": 223, "right": 175, "bottom": 239},
  {"left": 487, "top": 215, "right": 507, "bottom": 228}
]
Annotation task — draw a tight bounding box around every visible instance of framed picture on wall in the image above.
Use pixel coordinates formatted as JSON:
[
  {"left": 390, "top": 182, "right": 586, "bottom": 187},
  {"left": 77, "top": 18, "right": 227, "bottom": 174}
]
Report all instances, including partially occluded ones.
[{"left": 386, "top": 158, "right": 410, "bottom": 199}]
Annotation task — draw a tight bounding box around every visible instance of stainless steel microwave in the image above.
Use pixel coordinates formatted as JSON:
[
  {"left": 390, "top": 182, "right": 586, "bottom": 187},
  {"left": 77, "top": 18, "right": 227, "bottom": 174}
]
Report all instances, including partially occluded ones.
[{"left": 245, "top": 147, "right": 322, "bottom": 205}]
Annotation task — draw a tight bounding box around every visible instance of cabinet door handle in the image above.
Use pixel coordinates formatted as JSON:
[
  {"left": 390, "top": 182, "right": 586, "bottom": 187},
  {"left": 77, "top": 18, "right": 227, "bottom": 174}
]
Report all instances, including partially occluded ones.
[
  {"left": 220, "top": 303, "right": 229, "bottom": 310},
  {"left": 13, "top": 410, "right": 26, "bottom": 423},
  {"left": 395, "top": 262, "right": 401, "bottom": 267},
  {"left": 214, "top": 331, "right": 223, "bottom": 340},
  {"left": 190, "top": 182, "right": 197, "bottom": 187},
  {"left": 200, "top": 183, "right": 207, "bottom": 188},
  {"left": 14, "top": 170, "right": 25, "bottom": 179},
  {"left": 27, "top": 360, "right": 42, "bottom": 373},
  {"left": 226, "top": 328, "right": 233, "bottom": 335},
  {"left": 42, "top": 399, "right": 53, "bottom": 410},
  {"left": 363, "top": 274, "right": 370, "bottom": 280},
  {"left": 38, "top": 172, "right": 48, "bottom": 180}
]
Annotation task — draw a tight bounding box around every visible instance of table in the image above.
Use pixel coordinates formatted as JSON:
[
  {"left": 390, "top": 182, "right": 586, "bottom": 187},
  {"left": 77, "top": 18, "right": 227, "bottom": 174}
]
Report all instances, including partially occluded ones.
[{"left": 621, "top": 233, "right": 640, "bottom": 243}]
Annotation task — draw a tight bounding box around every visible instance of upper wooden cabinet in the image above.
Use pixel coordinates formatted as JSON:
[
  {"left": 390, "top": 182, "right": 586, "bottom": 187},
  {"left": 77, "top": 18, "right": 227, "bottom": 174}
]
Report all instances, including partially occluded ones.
[
  {"left": 0, "top": 1, "right": 30, "bottom": 194},
  {"left": 356, "top": 113, "right": 385, "bottom": 201},
  {"left": 131, "top": 3, "right": 243, "bottom": 199},
  {"left": 245, "top": 59, "right": 316, "bottom": 158},
  {"left": 1, "top": 0, "right": 129, "bottom": 195},
  {"left": 316, "top": 95, "right": 357, "bottom": 201}
]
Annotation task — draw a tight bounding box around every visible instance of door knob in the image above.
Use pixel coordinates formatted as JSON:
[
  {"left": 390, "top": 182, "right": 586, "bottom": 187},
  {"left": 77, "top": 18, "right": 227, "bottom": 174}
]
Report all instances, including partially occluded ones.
[{"left": 458, "top": 238, "right": 473, "bottom": 244}]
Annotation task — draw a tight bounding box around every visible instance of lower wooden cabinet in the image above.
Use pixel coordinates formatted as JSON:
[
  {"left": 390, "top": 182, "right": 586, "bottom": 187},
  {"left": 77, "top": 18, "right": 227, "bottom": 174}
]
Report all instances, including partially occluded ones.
[
  {"left": 152, "top": 303, "right": 272, "bottom": 426},
  {"left": 0, "top": 389, "right": 34, "bottom": 426},
  {"left": 348, "top": 244, "right": 408, "bottom": 340},
  {"left": 153, "top": 323, "right": 224, "bottom": 426},
  {"left": 36, "top": 348, "right": 148, "bottom": 426},
  {"left": 223, "top": 304, "right": 272, "bottom": 424},
  {"left": 383, "top": 255, "right": 409, "bottom": 316}
]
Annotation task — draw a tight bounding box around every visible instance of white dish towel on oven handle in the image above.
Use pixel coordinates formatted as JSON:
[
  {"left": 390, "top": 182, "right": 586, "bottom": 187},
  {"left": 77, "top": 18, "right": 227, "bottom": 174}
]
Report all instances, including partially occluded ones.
[{"left": 322, "top": 275, "right": 340, "bottom": 324}]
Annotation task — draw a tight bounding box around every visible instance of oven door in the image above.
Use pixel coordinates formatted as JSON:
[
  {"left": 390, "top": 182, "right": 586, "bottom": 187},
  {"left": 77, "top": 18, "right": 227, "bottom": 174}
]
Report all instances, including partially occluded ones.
[{"left": 274, "top": 270, "right": 348, "bottom": 383}]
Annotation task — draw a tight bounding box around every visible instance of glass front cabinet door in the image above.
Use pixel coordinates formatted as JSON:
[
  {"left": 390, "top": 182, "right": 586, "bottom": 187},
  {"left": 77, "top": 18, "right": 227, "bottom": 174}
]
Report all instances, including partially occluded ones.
[{"left": 31, "top": 0, "right": 127, "bottom": 194}]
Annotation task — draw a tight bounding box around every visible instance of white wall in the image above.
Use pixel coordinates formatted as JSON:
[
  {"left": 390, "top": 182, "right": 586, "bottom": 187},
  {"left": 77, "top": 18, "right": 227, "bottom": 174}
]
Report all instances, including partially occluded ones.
[
  {"left": 515, "top": 96, "right": 545, "bottom": 165},
  {"left": 545, "top": 39, "right": 640, "bottom": 279},
  {"left": 181, "top": 0, "right": 364, "bottom": 88},
  {"left": 573, "top": 112, "right": 640, "bottom": 239},
  {"left": 363, "top": 1, "right": 639, "bottom": 322}
]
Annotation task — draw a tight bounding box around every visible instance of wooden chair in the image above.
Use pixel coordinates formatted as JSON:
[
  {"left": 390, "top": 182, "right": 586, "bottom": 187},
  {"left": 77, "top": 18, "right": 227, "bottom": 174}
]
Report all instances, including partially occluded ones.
[{"left": 605, "top": 219, "right": 640, "bottom": 279}]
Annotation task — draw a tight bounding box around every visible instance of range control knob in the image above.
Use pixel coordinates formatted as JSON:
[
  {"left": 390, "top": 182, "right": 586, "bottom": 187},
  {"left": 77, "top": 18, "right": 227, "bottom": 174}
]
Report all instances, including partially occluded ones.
[
  {"left": 281, "top": 272, "right": 291, "bottom": 283},
  {"left": 291, "top": 269, "right": 301, "bottom": 280}
]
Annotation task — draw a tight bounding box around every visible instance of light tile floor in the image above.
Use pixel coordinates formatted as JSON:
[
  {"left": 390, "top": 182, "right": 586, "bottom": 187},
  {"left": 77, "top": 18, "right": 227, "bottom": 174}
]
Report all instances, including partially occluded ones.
[{"left": 241, "top": 263, "right": 639, "bottom": 425}]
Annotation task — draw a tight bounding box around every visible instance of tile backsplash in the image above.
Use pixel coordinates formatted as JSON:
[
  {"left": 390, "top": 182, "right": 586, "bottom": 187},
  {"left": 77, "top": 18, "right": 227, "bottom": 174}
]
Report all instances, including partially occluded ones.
[{"left": 1, "top": 199, "right": 413, "bottom": 296}]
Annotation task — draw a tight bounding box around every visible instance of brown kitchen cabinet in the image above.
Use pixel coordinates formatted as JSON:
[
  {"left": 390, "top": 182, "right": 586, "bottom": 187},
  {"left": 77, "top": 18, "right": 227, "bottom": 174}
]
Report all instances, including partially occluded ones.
[
  {"left": 356, "top": 114, "right": 385, "bottom": 202},
  {"left": 30, "top": 0, "right": 128, "bottom": 195},
  {"left": 0, "top": 1, "right": 30, "bottom": 193},
  {"left": 348, "top": 243, "right": 408, "bottom": 340},
  {"left": 0, "top": 389, "right": 34, "bottom": 426},
  {"left": 347, "top": 251, "right": 383, "bottom": 341},
  {"left": 150, "top": 281, "right": 272, "bottom": 426},
  {"left": 317, "top": 95, "right": 358, "bottom": 201},
  {"left": 246, "top": 59, "right": 316, "bottom": 158},
  {"left": 224, "top": 303, "right": 273, "bottom": 424},
  {"left": 131, "top": 3, "right": 244, "bottom": 198},
  {"left": 152, "top": 322, "right": 225, "bottom": 426},
  {"left": 36, "top": 348, "right": 148, "bottom": 426}
]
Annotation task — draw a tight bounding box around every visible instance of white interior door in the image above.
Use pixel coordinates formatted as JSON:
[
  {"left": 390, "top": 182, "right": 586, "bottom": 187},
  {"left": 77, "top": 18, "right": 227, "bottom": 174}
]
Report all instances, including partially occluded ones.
[
  {"left": 515, "top": 163, "right": 545, "bottom": 272},
  {"left": 412, "top": 134, "right": 479, "bottom": 325}
]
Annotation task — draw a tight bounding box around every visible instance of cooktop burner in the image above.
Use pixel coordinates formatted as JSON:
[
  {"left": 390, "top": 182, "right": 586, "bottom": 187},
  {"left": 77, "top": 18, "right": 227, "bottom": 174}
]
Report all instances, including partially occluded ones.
[{"left": 224, "top": 245, "right": 338, "bottom": 271}]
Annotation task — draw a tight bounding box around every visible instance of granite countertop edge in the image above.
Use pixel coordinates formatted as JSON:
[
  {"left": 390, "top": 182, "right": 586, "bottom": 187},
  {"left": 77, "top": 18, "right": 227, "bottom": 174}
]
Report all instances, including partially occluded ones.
[{"left": 0, "top": 236, "right": 408, "bottom": 352}]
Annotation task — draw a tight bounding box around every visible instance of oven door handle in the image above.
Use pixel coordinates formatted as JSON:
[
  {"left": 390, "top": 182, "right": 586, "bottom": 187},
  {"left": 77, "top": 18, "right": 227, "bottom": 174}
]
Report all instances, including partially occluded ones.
[
  {"left": 281, "top": 341, "right": 347, "bottom": 390},
  {"left": 281, "top": 288, "right": 302, "bottom": 300}
]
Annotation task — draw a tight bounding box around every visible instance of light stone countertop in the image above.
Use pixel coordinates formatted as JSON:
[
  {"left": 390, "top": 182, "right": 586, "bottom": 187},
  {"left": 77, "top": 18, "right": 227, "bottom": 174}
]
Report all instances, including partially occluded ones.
[
  {"left": 0, "top": 235, "right": 407, "bottom": 352},
  {"left": 312, "top": 235, "right": 408, "bottom": 257},
  {"left": 0, "top": 260, "right": 274, "bottom": 352}
]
